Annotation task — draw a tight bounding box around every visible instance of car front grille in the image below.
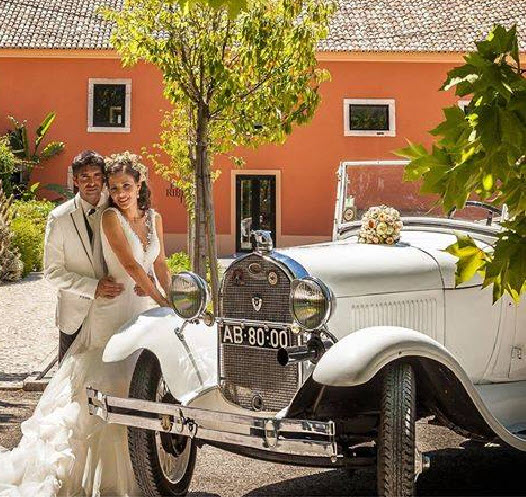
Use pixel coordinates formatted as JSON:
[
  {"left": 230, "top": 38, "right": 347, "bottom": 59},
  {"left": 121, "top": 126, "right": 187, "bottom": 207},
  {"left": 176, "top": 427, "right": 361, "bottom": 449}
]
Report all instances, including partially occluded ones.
[{"left": 219, "top": 254, "right": 299, "bottom": 412}]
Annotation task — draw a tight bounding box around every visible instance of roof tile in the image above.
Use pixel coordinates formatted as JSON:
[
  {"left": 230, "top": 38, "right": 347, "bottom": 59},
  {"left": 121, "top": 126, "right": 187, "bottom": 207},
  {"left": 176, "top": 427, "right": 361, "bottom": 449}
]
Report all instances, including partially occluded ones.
[{"left": 1, "top": 0, "right": 525, "bottom": 52}]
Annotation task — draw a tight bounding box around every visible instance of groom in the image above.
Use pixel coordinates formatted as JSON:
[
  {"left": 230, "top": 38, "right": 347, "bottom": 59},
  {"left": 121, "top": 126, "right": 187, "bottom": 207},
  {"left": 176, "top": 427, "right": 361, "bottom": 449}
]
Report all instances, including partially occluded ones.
[{"left": 44, "top": 150, "right": 124, "bottom": 362}]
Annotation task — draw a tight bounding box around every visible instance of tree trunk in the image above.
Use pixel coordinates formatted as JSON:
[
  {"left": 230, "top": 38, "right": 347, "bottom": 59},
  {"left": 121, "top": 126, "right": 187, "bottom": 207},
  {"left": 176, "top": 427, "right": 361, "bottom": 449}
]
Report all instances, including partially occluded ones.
[
  {"left": 193, "top": 112, "right": 208, "bottom": 280},
  {"left": 187, "top": 207, "right": 195, "bottom": 269},
  {"left": 202, "top": 157, "right": 220, "bottom": 315},
  {"left": 194, "top": 104, "right": 220, "bottom": 314}
]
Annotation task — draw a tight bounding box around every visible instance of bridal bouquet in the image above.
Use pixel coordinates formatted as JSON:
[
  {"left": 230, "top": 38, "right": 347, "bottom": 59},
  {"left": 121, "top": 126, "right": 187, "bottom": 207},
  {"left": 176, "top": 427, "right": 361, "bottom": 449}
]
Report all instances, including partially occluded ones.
[{"left": 358, "top": 205, "right": 403, "bottom": 245}]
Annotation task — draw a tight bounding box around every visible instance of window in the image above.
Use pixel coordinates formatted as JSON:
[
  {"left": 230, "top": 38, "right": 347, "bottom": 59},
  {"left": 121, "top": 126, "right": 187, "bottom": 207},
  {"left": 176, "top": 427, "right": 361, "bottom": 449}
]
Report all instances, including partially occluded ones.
[
  {"left": 88, "top": 78, "right": 131, "bottom": 132},
  {"left": 343, "top": 99, "right": 396, "bottom": 137}
]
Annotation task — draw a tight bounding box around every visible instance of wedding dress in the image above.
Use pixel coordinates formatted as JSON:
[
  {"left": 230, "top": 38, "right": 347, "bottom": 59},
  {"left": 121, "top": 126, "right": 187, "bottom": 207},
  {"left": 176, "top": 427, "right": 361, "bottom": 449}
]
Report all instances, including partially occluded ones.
[{"left": 0, "top": 207, "right": 162, "bottom": 497}]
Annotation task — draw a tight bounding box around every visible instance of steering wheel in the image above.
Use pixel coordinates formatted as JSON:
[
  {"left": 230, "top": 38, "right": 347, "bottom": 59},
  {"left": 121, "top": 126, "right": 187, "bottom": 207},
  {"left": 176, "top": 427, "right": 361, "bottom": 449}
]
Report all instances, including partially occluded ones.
[{"left": 447, "top": 201, "right": 502, "bottom": 226}]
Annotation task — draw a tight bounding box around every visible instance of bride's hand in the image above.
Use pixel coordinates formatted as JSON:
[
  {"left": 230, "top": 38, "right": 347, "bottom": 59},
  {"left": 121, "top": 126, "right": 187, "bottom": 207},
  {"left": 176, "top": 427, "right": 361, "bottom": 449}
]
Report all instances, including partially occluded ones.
[{"left": 157, "top": 296, "right": 172, "bottom": 308}]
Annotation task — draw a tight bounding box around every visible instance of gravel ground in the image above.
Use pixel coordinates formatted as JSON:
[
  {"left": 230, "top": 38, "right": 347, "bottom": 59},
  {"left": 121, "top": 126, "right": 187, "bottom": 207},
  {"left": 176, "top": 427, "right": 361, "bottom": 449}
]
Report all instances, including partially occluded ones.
[
  {"left": 0, "top": 273, "right": 57, "bottom": 381},
  {"left": 1, "top": 391, "right": 525, "bottom": 497}
]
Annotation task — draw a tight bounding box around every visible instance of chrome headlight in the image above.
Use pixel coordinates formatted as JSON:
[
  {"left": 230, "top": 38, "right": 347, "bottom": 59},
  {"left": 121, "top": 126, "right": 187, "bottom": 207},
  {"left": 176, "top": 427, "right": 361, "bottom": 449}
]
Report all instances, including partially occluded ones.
[
  {"left": 170, "top": 271, "right": 209, "bottom": 320},
  {"left": 290, "top": 277, "right": 334, "bottom": 331}
]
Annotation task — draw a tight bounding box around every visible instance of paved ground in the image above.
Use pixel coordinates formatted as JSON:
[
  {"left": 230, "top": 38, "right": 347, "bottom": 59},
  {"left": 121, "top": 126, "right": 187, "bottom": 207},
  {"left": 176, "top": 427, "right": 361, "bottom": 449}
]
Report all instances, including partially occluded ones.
[{"left": 0, "top": 273, "right": 57, "bottom": 382}]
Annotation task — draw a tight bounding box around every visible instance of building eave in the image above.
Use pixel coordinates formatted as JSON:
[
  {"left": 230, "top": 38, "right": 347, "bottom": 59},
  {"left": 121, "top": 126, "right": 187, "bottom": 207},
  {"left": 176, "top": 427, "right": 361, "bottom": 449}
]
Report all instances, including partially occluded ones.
[{"left": 1, "top": 48, "right": 525, "bottom": 64}]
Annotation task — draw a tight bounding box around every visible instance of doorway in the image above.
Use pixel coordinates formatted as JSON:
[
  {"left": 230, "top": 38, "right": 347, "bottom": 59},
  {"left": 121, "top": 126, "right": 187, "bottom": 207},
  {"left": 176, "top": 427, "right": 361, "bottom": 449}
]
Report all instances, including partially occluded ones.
[{"left": 235, "top": 174, "right": 276, "bottom": 252}]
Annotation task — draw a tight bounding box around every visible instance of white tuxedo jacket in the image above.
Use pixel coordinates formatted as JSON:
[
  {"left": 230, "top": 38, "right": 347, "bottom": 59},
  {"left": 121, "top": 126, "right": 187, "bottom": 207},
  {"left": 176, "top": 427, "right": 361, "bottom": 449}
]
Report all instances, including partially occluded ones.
[{"left": 44, "top": 193, "right": 108, "bottom": 335}]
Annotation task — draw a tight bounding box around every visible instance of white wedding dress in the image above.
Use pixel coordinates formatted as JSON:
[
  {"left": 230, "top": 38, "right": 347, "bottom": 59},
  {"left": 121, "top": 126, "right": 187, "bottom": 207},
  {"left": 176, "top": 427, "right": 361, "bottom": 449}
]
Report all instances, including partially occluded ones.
[{"left": 0, "top": 207, "right": 162, "bottom": 497}]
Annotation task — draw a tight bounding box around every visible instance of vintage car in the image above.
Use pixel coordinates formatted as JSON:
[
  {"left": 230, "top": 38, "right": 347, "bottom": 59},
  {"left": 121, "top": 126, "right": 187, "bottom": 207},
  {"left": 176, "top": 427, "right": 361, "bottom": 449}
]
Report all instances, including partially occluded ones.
[{"left": 87, "top": 160, "right": 526, "bottom": 497}]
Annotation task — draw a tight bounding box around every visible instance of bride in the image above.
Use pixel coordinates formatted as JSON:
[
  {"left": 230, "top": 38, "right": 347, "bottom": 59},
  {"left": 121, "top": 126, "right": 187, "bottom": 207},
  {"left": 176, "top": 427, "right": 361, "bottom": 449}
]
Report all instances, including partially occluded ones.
[{"left": 0, "top": 152, "right": 172, "bottom": 496}]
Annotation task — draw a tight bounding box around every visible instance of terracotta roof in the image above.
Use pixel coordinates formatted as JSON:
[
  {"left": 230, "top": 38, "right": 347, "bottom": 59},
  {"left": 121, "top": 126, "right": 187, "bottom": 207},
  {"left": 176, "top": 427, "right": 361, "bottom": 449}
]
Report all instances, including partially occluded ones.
[
  {"left": 1, "top": 0, "right": 525, "bottom": 52},
  {"left": 0, "top": 0, "right": 120, "bottom": 49},
  {"left": 321, "top": 0, "right": 526, "bottom": 52}
]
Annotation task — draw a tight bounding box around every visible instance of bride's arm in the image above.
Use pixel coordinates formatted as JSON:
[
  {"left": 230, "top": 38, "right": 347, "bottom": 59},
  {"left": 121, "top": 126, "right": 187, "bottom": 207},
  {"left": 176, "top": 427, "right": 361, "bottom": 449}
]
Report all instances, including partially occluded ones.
[
  {"left": 101, "top": 210, "right": 170, "bottom": 307},
  {"left": 153, "top": 213, "right": 172, "bottom": 297}
]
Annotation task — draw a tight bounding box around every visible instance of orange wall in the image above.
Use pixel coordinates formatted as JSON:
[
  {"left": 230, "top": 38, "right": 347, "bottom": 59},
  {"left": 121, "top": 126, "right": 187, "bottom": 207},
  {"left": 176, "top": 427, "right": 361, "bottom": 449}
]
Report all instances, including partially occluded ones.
[{"left": 0, "top": 56, "right": 460, "bottom": 253}]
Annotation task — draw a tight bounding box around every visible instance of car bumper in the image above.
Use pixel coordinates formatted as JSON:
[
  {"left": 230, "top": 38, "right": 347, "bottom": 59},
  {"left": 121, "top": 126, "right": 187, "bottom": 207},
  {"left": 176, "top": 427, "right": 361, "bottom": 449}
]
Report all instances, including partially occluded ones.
[{"left": 86, "top": 387, "right": 338, "bottom": 460}]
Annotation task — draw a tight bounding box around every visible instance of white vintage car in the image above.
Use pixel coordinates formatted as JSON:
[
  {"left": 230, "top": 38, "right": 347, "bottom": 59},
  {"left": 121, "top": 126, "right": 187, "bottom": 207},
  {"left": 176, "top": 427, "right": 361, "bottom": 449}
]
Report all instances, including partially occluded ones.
[{"left": 88, "top": 161, "right": 526, "bottom": 497}]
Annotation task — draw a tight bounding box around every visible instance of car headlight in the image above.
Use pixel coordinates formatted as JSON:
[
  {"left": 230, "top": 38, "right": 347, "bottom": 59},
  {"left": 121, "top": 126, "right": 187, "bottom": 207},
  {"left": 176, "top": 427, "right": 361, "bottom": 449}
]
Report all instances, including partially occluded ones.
[
  {"left": 170, "top": 271, "right": 209, "bottom": 320},
  {"left": 290, "top": 277, "right": 334, "bottom": 331}
]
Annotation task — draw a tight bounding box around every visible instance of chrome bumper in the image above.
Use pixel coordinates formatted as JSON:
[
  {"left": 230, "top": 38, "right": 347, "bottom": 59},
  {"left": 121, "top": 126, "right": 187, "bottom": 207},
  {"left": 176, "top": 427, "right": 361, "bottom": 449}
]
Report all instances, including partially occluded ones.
[{"left": 86, "top": 387, "right": 338, "bottom": 460}]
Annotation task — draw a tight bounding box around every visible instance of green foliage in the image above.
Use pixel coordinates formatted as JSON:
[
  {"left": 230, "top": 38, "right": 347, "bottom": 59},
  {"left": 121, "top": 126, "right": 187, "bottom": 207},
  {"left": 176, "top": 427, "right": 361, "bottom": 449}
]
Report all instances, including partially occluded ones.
[
  {"left": 0, "top": 180, "right": 23, "bottom": 282},
  {"left": 182, "top": 0, "right": 247, "bottom": 17},
  {"left": 9, "top": 199, "right": 54, "bottom": 276},
  {"left": 8, "top": 112, "right": 65, "bottom": 166},
  {"left": 10, "top": 217, "right": 43, "bottom": 277},
  {"left": 396, "top": 24, "right": 526, "bottom": 303},
  {"left": 19, "top": 182, "right": 40, "bottom": 201},
  {"left": 166, "top": 251, "right": 192, "bottom": 274},
  {"left": 10, "top": 199, "right": 54, "bottom": 231},
  {"left": 43, "top": 183, "right": 75, "bottom": 201},
  {"left": 0, "top": 136, "right": 16, "bottom": 196},
  {"left": 105, "top": 0, "right": 333, "bottom": 201}
]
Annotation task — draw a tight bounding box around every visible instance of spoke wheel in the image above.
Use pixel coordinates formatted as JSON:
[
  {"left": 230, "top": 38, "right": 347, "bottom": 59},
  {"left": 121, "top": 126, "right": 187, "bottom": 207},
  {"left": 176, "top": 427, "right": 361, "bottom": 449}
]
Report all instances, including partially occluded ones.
[
  {"left": 128, "top": 350, "right": 197, "bottom": 496},
  {"left": 377, "top": 362, "right": 416, "bottom": 497}
]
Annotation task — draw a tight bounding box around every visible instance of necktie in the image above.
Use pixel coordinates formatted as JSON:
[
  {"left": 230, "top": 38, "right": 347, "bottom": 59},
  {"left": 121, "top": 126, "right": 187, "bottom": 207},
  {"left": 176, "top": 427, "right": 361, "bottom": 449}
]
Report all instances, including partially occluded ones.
[{"left": 84, "top": 208, "right": 96, "bottom": 247}]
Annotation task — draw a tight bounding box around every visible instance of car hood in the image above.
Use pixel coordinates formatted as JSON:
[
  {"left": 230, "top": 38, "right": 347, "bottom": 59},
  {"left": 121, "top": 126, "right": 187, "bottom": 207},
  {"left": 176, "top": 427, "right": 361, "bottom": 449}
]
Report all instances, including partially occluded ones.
[{"left": 278, "top": 230, "right": 490, "bottom": 297}]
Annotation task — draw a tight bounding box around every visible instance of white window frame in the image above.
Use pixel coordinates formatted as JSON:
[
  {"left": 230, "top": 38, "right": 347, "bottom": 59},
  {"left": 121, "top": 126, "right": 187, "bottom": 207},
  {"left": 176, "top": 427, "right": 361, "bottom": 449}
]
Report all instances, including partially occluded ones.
[
  {"left": 88, "top": 78, "right": 132, "bottom": 133},
  {"left": 458, "top": 100, "right": 470, "bottom": 112},
  {"left": 343, "top": 98, "right": 396, "bottom": 137},
  {"left": 67, "top": 165, "right": 74, "bottom": 192}
]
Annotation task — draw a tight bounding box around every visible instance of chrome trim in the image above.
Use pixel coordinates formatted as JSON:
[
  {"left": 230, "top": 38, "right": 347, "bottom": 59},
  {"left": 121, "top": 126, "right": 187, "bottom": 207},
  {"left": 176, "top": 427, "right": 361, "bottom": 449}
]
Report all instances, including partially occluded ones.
[
  {"left": 217, "top": 250, "right": 310, "bottom": 411},
  {"left": 219, "top": 251, "right": 309, "bottom": 304},
  {"left": 87, "top": 387, "right": 338, "bottom": 460},
  {"left": 216, "top": 317, "right": 293, "bottom": 329},
  {"left": 251, "top": 230, "right": 273, "bottom": 254},
  {"left": 171, "top": 271, "right": 209, "bottom": 320},
  {"left": 289, "top": 276, "right": 336, "bottom": 332},
  {"left": 338, "top": 216, "right": 502, "bottom": 239}
]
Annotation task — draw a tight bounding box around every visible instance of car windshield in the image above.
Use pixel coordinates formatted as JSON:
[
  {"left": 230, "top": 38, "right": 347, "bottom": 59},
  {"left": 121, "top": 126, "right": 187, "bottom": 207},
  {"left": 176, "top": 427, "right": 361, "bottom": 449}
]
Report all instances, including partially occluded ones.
[{"left": 336, "top": 161, "right": 504, "bottom": 226}]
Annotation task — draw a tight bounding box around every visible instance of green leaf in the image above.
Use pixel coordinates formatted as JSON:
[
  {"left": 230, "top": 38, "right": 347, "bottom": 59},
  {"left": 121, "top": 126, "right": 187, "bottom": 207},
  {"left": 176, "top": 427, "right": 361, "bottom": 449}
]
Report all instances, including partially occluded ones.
[
  {"left": 35, "top": 112, "right": 56, "bottom": 151},
  {"left": 444, "top": 234, "right": 487, "bottom": 286},
  {"left": 40, "top": 141, "right": 65, "bottom": 161}
]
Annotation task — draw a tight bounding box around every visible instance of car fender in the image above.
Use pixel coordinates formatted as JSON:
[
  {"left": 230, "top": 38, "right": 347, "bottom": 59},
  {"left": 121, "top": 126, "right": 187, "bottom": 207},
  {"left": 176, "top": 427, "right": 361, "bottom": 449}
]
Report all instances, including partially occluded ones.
[
  {"left": 311, "top": 326, "right": 526, "bottom": 451},
  {"left": 102, "top": 307, "right": 218, "bottom": 402},
  {"left": 313, "top": 326, "right": 452, "bottom": 387}
]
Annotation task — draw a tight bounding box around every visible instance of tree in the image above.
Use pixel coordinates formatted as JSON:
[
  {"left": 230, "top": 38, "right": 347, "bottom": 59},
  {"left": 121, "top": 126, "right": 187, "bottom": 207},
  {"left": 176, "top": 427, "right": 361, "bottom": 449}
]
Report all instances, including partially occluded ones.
[
  {"left": 105, "top": 0, "right": 333, "bottom": 311},
  {"left": 397, "top": 24, "right": 526, "bottom": 303}
]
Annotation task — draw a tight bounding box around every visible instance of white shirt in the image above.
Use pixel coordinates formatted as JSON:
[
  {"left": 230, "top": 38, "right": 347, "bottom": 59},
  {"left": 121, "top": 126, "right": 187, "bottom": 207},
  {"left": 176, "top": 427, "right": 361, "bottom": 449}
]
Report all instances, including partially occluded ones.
[{"left": 79, "top": 190, "right": 109, "bottom": 229}]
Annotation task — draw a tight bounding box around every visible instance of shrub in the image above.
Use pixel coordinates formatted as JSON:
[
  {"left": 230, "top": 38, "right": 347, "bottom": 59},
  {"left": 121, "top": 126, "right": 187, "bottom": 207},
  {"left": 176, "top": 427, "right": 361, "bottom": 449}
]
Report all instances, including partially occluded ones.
[
  {"left": 11, "top": 199, "right": 54, "bottom": 234},
  {"left": 9, "top": 199, "right": 54, "bottom": 276},
  {"left": 0, "top": 136, "right": 16, "bottom": 197},
  {"left": 0, "top": 180, "right": 23, "bottom": 282},
  {"left": 10, "top": 217, "right": 43, "bottom": 276},
  {"left": 166, "top": 251, "right": 191, "bottom": 274}
]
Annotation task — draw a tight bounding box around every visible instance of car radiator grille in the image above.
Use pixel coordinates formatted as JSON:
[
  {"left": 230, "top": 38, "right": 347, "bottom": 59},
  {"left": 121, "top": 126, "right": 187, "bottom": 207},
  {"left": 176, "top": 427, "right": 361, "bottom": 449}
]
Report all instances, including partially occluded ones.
[{"left": 219, "top": 254, "right": 299, "bottom": 412}]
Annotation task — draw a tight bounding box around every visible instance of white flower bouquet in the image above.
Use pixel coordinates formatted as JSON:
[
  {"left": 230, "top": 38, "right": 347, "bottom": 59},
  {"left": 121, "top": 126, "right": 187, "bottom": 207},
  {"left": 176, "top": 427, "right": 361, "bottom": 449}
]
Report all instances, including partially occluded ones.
[{"left": 358, "top": 205, "right": 403, "bottom": 245}]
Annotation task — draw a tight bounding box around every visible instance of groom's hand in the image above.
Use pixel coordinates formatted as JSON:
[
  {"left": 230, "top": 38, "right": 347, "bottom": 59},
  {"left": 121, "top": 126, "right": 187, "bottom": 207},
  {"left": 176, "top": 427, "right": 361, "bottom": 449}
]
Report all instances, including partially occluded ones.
[{"left": 95, "top": 277, "right": 124, "bottom": 299}]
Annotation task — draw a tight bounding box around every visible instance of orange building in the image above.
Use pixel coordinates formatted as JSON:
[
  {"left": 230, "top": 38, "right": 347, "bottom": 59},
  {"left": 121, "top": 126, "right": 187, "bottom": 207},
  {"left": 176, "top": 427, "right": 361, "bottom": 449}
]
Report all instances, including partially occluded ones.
[{"left": 1, "top": 0, "right": 525, "bottom": 255}]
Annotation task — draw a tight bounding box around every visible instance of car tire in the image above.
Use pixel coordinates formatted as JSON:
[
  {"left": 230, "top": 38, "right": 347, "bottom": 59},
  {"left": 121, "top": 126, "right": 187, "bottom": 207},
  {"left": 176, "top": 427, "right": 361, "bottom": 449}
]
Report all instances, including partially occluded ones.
[
  {"left": 128, "top": 350, "right": 197, "bottom": 497},
  {"left": 377, "top": 362, "right": 416, "bottom": 497}
]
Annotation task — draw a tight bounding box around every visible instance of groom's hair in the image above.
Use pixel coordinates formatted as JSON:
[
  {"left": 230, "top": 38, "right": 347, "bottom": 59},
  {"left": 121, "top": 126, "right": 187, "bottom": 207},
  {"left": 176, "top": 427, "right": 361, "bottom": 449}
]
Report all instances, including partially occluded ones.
[{"left": 72, "top": 150, "right": 105, "bottom": 176}]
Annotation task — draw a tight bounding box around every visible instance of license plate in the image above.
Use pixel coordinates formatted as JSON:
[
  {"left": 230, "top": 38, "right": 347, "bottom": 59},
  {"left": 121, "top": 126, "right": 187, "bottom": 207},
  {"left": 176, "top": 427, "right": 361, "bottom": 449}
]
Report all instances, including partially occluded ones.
[{"left": 220, "top": 322, "right": 292, "bottom": 349}]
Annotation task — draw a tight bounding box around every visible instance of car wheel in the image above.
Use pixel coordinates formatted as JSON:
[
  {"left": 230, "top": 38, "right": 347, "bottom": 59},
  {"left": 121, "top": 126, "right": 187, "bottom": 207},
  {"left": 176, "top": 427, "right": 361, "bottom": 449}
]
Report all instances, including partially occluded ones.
[
  {"left": 377, "top": 362, "right": 416, "bottom": 497},
  {"left": 128, "top": 350, "right": 197, "bottom": 497}
]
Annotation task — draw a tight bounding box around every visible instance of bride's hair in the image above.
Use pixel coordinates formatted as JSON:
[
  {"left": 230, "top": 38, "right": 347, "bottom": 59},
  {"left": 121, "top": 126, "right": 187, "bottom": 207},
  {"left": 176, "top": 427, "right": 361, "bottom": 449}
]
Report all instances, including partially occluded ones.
[{"left": 104, "top": 152, "right": 151, "bottom": 210}]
